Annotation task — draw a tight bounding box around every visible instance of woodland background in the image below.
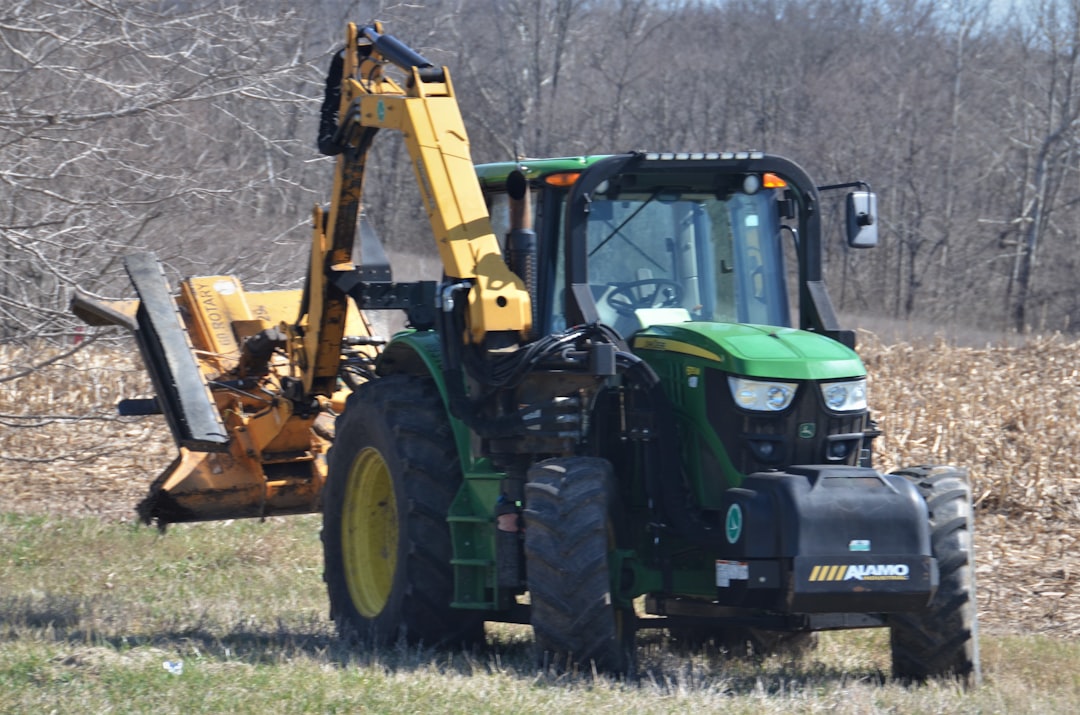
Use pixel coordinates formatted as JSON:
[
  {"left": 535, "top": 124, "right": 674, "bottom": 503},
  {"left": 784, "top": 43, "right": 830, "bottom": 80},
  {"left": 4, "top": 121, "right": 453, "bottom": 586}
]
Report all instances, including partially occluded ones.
[
  {"left": 4, "top": 5, "right": 1080, "bottom": 702},
  {"left": 4, "top": 0, "right": 1080, "bottom": 354}
]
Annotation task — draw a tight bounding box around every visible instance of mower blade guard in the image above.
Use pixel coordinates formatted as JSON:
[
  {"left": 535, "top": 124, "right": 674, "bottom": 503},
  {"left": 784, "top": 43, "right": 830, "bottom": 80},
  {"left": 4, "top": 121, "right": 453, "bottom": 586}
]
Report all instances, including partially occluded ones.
[{"left": 124, "top": 252, "right": 230, "bottom": 452}]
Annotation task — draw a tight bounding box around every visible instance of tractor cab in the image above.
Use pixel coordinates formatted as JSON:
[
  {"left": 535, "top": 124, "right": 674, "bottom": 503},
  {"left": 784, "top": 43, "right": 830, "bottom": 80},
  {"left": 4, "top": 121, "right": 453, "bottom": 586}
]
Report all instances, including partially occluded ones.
[{"left": 482, "top": 152, "right": 871, "bottom": 343}]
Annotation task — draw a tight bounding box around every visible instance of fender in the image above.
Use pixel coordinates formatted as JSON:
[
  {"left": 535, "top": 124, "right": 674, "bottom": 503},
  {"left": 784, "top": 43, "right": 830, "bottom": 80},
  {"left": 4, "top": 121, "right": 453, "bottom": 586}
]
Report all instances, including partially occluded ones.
[{"left": 376, "top": 331, "right": 479, "bottom": 474}]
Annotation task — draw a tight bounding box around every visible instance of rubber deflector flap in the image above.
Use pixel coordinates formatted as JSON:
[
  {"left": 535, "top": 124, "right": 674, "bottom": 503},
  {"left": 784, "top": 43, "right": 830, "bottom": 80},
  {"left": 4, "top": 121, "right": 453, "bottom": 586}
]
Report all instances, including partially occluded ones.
[{"left": 125, "top": 253, "right": 229, "bottom": 452}]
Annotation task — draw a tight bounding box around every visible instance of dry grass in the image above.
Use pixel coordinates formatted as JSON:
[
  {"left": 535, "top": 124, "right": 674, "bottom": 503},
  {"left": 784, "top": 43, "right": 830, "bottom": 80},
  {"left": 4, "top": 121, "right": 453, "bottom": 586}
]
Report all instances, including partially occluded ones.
[
  {"left": 856, "top": 330, "right": 1080, "bottom": 639},
  {"left": 2, "top": 330, "right": 1079, "bottom": 639},
  {"left": 862, "top": 330, "right": 1080, "bottom": 511},
  {"left": 0, "top": 339, "right": 172, "bottom": 520}
]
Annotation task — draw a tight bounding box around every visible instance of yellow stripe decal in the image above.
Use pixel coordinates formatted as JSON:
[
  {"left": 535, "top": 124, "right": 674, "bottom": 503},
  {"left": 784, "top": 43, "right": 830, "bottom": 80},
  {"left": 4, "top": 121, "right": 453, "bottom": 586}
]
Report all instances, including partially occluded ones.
[{"left": 632, "top": 337, "right": 722, "bottom": 363}]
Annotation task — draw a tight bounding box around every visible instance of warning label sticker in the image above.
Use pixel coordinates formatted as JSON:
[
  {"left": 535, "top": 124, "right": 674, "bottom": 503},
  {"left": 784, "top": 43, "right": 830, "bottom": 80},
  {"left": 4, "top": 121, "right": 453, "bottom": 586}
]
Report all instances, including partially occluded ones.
[{"left": 716, "top": 560, "right": 749, "bottom": 588}]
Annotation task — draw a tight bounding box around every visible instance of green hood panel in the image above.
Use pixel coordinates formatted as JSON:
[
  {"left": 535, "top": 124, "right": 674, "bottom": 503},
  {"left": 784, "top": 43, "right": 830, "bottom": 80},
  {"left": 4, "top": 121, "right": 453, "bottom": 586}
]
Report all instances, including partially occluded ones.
[{"left": 632, "top": 323, "right": 865, "bottom": 380}]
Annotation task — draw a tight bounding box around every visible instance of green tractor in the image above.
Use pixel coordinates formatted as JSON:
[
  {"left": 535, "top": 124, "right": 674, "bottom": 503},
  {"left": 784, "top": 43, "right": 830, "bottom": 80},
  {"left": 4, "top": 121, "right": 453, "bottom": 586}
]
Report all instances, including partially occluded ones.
[
  {"left": 76, "top": 25, "right": 977, "bottom": 687},
  {"left": 321, "top": 152, "right": 979, "bottom": 684}
]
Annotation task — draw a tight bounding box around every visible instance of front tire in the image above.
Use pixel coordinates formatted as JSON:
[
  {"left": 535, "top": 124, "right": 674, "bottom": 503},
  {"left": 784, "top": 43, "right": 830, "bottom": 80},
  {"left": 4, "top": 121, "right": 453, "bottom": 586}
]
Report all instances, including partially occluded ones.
[
  {"left": 524, "top": 457, "right": 634, "bottom": 674},
  {"left": 888, "top": 465, "right": 980, "bottom": 687},
  {"left": 322, "top": 374, "right": 482, "bottom": 647}
]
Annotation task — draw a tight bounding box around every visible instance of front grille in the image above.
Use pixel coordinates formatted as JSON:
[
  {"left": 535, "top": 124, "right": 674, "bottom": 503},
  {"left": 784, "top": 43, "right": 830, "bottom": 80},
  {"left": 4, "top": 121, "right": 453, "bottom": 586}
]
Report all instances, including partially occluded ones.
[{"left": 705, "top": 368, "right": 868, "bottom": 475}]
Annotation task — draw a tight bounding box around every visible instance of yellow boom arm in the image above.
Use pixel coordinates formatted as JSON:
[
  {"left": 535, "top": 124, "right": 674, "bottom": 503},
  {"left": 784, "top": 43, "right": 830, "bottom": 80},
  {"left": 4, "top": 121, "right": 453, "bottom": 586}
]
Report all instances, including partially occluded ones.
[
  {"left": 70, "top": 22, "right": 533, "bottom": 526},
  {"left": 298, "top": 22, "right": 532, "bottom": 396}
]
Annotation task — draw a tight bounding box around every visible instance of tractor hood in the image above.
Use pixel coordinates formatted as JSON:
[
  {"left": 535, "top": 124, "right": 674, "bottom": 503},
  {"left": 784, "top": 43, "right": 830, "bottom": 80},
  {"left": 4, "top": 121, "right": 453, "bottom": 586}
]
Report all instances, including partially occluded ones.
[{"left": 631, "top": 323, "right": 865, "bottom": 381}]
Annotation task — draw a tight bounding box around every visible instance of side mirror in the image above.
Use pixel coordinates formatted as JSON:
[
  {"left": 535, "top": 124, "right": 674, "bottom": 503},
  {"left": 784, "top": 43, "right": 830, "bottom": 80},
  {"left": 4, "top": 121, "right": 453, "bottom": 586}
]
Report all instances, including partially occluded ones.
[{"left": 846, "top": 191, "right": 878, "bottom": 248}]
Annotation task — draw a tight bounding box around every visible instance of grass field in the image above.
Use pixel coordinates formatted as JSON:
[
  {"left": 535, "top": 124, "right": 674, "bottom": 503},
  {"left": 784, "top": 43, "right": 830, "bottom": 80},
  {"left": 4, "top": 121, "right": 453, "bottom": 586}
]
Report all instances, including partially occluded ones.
[
  {"left": 3, "top": 333, "right": 1080, "bottom": 712},
  {"left": 2, "top": 512, "right": 1079, "bottom": 714}
]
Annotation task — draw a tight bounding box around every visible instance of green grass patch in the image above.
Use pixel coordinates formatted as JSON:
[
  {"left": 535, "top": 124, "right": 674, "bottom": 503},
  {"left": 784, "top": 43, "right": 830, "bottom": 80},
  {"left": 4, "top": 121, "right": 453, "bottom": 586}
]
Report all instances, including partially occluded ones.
[{"left": 2, "top": 512, "right": 1077, "bottom": 713}]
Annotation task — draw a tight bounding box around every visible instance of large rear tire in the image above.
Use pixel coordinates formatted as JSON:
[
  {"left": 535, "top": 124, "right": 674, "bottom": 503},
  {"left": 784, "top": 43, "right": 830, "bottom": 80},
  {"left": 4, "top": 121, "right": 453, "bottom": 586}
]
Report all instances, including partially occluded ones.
[
  {"left": 524, "top": 457, "right": 635, "bottom": 674},
  {"left": 888, "top": 465, "right": 980, "bottom": 687},
  {"left": 322, "top": 374, "right": 482, "bottom": 647}
]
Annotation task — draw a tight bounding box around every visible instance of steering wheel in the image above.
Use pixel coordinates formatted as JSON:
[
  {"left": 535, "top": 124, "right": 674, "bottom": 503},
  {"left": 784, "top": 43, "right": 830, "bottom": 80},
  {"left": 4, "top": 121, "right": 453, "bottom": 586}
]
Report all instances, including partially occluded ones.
[{"left": 605, "top": 279, "right": 683, "bottom": 316}]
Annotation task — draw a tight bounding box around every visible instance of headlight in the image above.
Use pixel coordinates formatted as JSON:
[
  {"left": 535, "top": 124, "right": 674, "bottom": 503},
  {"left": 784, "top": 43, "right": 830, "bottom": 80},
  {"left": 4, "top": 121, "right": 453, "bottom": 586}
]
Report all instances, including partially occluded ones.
[
  {"left": 728, "top": 376, "right": 797, "bottom": 412},
  {"left": 819, "top": 378, "right": 867, "bottom": 412}
]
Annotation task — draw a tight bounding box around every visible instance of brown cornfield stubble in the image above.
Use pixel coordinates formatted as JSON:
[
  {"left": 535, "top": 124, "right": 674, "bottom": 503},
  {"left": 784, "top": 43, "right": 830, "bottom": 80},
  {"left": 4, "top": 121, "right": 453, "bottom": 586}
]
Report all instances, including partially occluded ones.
[{"left": 2, "top": 332, "right": 1078, "bottom": 638}]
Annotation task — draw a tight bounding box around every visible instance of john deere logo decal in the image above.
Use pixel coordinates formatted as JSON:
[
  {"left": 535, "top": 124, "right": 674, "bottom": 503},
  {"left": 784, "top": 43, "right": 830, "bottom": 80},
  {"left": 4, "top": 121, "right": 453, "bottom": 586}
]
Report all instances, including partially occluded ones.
[
  {"left": 725, "top": 504, "right": 743, "bottom": 544},
  {"left": 798, "top": 422, "right": 816, "bottom": 439}
]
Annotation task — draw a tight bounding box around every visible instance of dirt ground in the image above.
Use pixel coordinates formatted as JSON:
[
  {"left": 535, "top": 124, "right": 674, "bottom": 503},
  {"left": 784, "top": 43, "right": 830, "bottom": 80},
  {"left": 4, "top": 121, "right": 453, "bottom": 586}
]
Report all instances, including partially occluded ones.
[{"left": 3, "top": 336, "right": 1079, "bottom": 639}]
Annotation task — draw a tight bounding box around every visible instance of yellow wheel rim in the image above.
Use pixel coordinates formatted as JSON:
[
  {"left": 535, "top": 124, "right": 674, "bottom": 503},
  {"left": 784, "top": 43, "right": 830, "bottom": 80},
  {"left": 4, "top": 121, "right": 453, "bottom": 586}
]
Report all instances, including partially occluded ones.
[{"left": 342, "top": 447, "right": 398, "bottom": 618}]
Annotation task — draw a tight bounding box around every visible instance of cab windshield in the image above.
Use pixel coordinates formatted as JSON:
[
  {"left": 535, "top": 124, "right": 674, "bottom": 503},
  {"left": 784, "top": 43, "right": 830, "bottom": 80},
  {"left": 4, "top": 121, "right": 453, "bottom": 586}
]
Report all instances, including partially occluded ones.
[{"left": 552, "top": 185, "right": 791, "bottom": 336}]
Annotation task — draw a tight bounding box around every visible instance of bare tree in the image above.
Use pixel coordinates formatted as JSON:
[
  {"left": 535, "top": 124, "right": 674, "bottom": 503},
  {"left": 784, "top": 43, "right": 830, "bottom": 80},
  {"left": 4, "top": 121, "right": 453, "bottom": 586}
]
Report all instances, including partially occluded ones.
[
  {"left": 7, "top": 0, "right": 1080, "bottom": 349},
  {"left": 446, "top": 0, "right": 587, "bottom": 158},
  {"left": 0, "top": 0, "right": 327, "bottom": 342},
  {"left": 996, "top": 0, "right": 1080, "bottom": 332}
]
